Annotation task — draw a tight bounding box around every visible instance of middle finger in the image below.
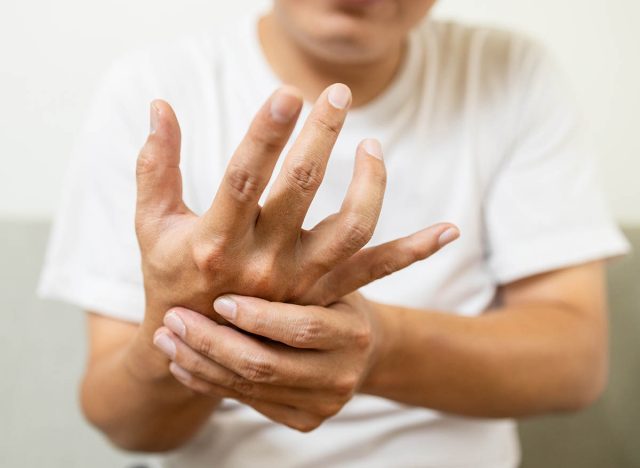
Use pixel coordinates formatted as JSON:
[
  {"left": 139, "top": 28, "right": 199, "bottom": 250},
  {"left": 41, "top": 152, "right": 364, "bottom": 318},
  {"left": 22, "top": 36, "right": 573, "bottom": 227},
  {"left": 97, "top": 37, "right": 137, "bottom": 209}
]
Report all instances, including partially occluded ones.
[
  {"left": 200, "top": 87, "right": 302, "bottom": 238},
  {"left": 258, "top": 83, "right": 352, "bottom": 239}
]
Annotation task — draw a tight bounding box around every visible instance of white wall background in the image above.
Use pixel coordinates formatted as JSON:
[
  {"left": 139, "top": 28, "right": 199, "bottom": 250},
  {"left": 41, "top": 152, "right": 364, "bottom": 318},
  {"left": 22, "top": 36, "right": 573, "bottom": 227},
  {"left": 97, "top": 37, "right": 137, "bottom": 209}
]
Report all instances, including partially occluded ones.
[{"left": 1, "top": 0, "right": 638, "bottom": 222}]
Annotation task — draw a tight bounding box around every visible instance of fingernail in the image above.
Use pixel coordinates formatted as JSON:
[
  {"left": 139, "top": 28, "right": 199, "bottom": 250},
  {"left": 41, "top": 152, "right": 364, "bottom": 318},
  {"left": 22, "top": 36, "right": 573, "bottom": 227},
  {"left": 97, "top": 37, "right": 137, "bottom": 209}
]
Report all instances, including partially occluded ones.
[
  {"left": 169, "top": 362, "right": 192, "bottom": 382},
  {"left": 363, "top": 138, "right": 383, "bottom": 160},
  {"left": 164, "top": 311, "right": 186, "bottom": 339},
  {"left": 270, "top": 87, "right": 302, "bottom": 124},
  {"left": 214, "top": 296, "right": 237, "bottom": 321},
  {"left": 328, "top": 83, "right": 352, "bottom": 110},
  {"left": 438, "top": 227, "right": 460, "bottom": 247},
  {"left": 150, "top": 101, "right": 159, "bottom": 134},
  {"left": 153, "top": 332, "right": 176, "bottom": 359}
]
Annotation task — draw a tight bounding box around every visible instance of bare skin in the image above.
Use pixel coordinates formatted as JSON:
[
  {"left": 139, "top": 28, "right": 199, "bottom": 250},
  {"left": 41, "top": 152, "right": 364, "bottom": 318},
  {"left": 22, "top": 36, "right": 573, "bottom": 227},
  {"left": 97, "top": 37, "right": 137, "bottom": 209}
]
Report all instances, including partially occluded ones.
[
  {"left": 82, "top": 0, "right": 610, "bottom": 452},
  {"left": 82, "top": 85, "right": 457, "bottom": 450},
  {"left": 153, "top": 261, "right": 606, "bottom": 433},
  {"left": 263, "top": 0, "right": 437, "bottom": 105}
]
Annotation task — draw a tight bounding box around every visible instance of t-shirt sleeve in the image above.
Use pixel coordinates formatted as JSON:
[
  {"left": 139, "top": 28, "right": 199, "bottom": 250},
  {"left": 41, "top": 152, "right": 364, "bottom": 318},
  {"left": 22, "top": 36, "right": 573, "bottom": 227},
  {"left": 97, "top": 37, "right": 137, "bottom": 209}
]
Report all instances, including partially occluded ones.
[
  {"left": 38, "top": 53, "right": 154, "bottom": 322},
  {"left": 484, "top": 41, "right": 630, "bottom": 285}
]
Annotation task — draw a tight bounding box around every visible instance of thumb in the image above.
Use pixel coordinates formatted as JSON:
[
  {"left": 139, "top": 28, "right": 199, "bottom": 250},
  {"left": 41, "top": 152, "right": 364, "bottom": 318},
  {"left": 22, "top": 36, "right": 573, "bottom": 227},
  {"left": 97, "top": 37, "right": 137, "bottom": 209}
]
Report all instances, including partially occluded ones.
[{"left": 135, "top": 100, "right": 186, "bottom": 222}]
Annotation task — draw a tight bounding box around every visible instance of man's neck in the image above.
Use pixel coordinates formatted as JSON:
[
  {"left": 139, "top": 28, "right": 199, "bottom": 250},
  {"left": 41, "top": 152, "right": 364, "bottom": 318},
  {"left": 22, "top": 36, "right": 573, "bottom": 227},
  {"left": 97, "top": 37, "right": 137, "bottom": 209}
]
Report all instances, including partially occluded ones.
[{"left": 258, "top": 13, "right": 405, "bottom": 108}]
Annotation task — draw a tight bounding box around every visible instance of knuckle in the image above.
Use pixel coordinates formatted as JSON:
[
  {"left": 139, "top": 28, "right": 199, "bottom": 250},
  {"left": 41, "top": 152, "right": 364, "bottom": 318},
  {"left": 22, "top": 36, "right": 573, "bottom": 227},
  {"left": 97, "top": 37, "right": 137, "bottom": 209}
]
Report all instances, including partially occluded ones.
[
  {"left": 292, "top": 317, "right": 322, "bottom": 347},
  {"left": 341, "top": 214, "right": 375, "bottom": 251},
  {"left": 225, "top": 164, "right": 263, "bottom": 203},
  {"left": 136, "top": 150, "right": 157, "bottom": 176},
  {"left": 352, "top": 323, "right": 373, "bottom": 350},
  {"left": 250, "top": 272, "right": 273, "bottom": 294},
  {"left": 239, "top": 353, "right": 275, "bottom": 383},
  {"left": 192, "top": 239, "right": 226, "bottom": 273},
  {"left": 287, "top": 277, "right": 315, "bottom": 299},
  {"left": 248, "top": 271, "right": 274, "bottom": 296},
  {"left": 246, "top": 312, "right": 269, "bottom": 337},
  {"left": 140, "top": 246, "right": 174, "bottom": 278},
  {"left": 286, "top": 161, "right": 323, "bottom": 194},
  {"left": 249, "top": 256, "right": 280, "bottom": 293},
  {"left": 313, "top": 115, "right": 341, "bottom": 138},
  {"left": 196, "top": 333, "right": 216, "bottom": 359},
  {"left": 370, "top": 259, "right": 398, "bottom": 281},
  {"left": 291, "top": 418, "right": 321, "bottom": 433},
  {"left": 334, "top": 374, "right": 359, "bottom": 397},
  {"left": 317, "top": 401, "right": 342, "bottom": 418},
  {"left": 229, "top": 374, "right": 255, "bottom": 396},
  {"left": 178, "top": 352, "right": 204, "bottom": 378},
  {"left": 249, "top": 126, "right": 284, "bottom": 154},
  {"left": 186, "top": 357, "right": 206, "bottom": 378}
]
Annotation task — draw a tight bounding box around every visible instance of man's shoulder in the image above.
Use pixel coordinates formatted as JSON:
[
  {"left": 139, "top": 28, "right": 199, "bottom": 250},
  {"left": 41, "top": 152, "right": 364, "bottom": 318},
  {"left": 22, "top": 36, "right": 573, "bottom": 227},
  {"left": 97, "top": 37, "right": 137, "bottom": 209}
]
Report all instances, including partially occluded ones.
[
  {"left": 426, "top": 19, "right": 544, "bottom": 58},
  {"left": 421, "top": 19, "right": 550, "bottom": 82},
  {"left": 108, "top": 30, "right": 223, "bottom": 86},
  {"left": 97, "top": 20, "right": 254, "bottom": 116},
  {"left": 414, "top": 18, "right": 557, "bottom": 116}
]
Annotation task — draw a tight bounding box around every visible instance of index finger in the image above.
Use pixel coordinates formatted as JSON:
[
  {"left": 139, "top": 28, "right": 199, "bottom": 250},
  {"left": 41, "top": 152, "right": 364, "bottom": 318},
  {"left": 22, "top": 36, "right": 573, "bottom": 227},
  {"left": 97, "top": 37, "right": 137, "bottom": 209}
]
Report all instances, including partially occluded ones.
[{"left": 213, "top": 295, "right": 349, "bottom": 350}]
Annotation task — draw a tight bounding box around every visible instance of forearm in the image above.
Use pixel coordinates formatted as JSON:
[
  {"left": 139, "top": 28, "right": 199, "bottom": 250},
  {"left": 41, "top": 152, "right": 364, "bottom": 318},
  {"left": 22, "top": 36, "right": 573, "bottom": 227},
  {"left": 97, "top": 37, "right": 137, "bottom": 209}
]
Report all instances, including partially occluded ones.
[
  {"left": 81, "top": 316, "right": 220, "bottom": 452},
  {"left": 363, "top": 301, "right": 608, "bottom": 418}
]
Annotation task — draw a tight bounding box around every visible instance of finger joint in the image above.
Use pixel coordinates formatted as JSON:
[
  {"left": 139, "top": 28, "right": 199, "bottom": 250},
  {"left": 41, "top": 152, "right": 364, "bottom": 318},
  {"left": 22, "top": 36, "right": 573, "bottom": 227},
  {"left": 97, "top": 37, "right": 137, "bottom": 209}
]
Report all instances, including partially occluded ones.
[
  {"left": 286, "top": 161, "right": 323, "bottom": 195},
  {"left": 225, "top": 164, "right": 264, "bottom": 203},
  {"left": 312, "top": 115, "right": 341, "bottom": 139},
  {"left": 292, "top": 317, "right": 322, "bottom": 347},
  {"left": 340, "top": 214, "right": 375, "bottom": 253},
  {"left": 239, "top": 352, "right": 276, "bottom": 383}
]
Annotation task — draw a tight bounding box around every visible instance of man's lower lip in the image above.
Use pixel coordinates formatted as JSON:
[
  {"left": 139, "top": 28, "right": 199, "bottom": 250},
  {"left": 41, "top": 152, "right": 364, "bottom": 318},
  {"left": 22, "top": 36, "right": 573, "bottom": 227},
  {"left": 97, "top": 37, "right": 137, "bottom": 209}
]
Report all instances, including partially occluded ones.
[{"left": 334, "top": 0, "right": 384, "bottom": 7}]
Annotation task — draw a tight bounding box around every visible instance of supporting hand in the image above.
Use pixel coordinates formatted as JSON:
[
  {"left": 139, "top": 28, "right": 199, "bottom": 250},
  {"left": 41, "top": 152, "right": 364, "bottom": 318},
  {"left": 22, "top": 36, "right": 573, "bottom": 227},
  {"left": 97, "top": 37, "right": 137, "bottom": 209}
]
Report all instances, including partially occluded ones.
[{"left": 153, "top": 293, "right": 390, "bottom": 432}]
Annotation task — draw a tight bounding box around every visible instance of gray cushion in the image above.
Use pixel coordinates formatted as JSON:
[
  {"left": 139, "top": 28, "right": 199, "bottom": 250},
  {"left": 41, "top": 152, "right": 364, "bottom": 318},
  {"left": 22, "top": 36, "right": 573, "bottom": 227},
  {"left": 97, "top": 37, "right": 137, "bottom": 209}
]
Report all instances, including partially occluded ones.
[{"left": 520, "top": 228, "right": 640, "bottom": 468}]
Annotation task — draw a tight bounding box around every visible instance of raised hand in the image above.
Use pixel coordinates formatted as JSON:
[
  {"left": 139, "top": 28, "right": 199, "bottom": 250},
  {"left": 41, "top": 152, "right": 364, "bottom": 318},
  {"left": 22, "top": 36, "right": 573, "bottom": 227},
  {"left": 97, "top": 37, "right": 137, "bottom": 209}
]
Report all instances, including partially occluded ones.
[{"left": 135, "top": 84, "right": 457, "bottom": 328}]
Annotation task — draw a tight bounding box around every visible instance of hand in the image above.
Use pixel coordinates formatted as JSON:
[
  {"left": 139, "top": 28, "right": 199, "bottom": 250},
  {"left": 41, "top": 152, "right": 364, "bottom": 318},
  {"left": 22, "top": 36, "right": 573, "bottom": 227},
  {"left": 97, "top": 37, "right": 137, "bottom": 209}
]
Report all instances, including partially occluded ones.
[
  {"left": 153, "top": 293, "right": 391, "bottom": 432},
  {"left": 136, "top": 84, "right": 458, "bottom": 328}
]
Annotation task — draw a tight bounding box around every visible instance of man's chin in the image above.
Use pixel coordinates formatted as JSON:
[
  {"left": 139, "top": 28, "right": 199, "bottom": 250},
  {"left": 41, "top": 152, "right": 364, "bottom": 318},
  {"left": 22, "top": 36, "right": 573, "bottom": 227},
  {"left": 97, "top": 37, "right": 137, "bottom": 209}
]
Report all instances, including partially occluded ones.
[
  {"left": 305, "top": 35, "right": 385, "bottom": 65},
  {"left": 303, "top": 17, "right": 387, "bottom": 63}
]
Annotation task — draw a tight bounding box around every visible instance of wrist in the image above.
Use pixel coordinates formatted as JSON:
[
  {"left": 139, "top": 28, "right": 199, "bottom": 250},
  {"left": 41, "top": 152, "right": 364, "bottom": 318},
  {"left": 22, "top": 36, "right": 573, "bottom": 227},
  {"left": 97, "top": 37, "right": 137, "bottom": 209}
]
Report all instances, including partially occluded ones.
[
  {"left": 361, "top": 300, "right": 404, "bottom": 394},
  {"left": 123, "top": 311, "right": 174, "bottom": 383}
]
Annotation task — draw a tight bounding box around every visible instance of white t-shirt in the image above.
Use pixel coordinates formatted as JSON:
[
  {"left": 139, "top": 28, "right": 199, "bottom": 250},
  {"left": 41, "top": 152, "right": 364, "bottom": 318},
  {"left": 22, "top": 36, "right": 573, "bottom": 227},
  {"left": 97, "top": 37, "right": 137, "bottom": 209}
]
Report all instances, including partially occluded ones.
[{"left": 39, "top": 12, "right": 629, "bottom": 468}]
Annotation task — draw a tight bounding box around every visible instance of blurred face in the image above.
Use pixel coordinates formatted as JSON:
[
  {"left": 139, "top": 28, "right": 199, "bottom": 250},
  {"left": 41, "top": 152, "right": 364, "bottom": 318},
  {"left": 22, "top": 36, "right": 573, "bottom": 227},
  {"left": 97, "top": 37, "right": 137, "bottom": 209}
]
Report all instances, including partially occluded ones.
[{"left": 272, "top": 0, "right": 437, "bottom": 64}]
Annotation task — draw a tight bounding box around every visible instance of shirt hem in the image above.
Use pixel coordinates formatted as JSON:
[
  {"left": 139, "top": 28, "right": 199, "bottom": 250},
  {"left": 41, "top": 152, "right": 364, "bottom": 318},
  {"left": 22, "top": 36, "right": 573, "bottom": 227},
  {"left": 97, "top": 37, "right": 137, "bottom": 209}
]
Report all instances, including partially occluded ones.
[
  {"left": 489, "top": 226, "right": 631, "bottom": 285},
  {"left": 37, "top": 264, "right": 144, "bottom": 323}
]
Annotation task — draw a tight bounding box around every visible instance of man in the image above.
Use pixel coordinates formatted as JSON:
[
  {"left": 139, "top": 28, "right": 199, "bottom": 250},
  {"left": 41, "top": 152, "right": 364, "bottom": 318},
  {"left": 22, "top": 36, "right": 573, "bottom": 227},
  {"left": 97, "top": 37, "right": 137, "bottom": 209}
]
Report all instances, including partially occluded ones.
[{"left": 40, "top": 1, "right": 629, "bottom": 466}]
